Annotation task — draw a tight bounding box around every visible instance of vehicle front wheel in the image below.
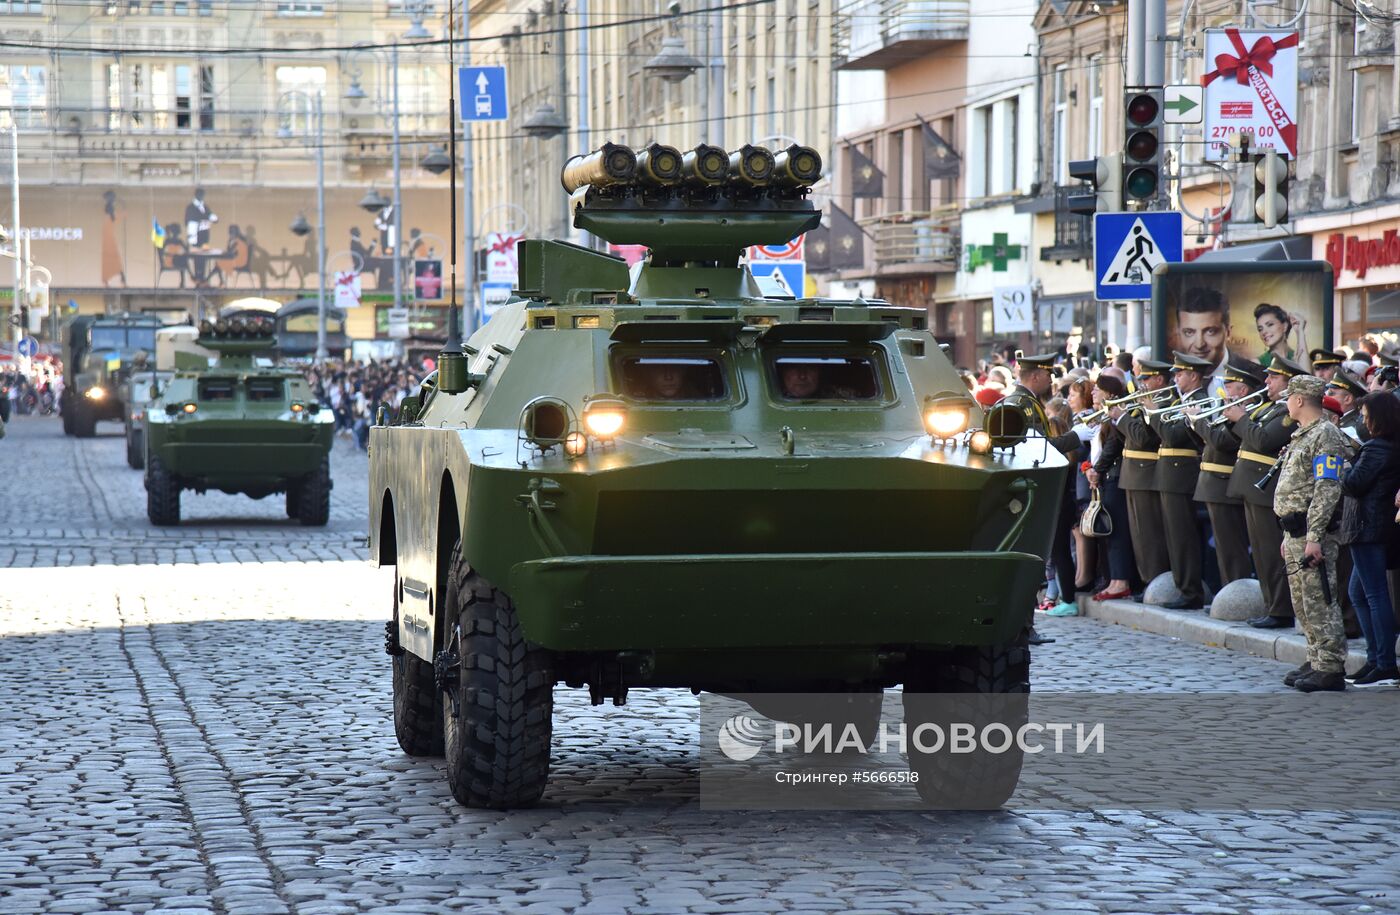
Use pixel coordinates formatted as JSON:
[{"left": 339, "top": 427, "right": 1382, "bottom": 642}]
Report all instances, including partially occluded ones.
[
  {"left": 285, "top": 486, "right": 301, "bottom": 519},
  {"left": 902, "top": 634, "right": 1030, "bottom": 810},
  {"left": 126, "top": 429, "right": 145, "bottom": 470},
  {"left": 439, "top": 544, "right": 553, "bottom": 809},
  {"left": 146, "top": 456, "right": 181, "bottom": 526},
  {"left": 72, "top": 402, "right": 96, "bottom": 439},
  {"left": 390, "top": 580, "right": 444, "bottom": 757},
  {"left": 295, "top": 457, "right": 331, "bottom": 526}
]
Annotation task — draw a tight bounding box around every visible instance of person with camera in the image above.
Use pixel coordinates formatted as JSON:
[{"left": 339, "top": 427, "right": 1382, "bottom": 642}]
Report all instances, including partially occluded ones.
[
  {"left": 1274, "top": 375, "right": 1351, "bottom": 692},
  {"left": 1338, "top": 392, "right": 1400, "bottom": 687}
]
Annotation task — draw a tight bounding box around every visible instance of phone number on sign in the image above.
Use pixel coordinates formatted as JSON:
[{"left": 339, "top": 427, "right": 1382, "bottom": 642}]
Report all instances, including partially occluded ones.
[{"left": 775, "top": 770, "right": 920, "bottom": 786}]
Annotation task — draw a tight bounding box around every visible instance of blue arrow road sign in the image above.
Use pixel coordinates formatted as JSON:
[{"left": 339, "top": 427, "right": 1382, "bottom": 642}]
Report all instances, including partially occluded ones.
[
  {"left": 1094, "top": 211, "right": 1183, "bottom": 301},
  {"left": 16, "top": 336, "right": 37, "bottom": 357},
  {"left": 459, "top": 66, "right": 508, "bottom": 122}
]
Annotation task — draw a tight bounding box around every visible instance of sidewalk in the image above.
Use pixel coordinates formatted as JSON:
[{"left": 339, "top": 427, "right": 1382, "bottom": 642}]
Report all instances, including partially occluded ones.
[{"left": 1077, "top": 594, "right": 1370, "bottom": 671}]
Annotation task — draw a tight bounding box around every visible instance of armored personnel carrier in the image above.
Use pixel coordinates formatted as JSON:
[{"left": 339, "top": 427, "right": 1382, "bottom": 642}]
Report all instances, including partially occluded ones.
[
  {"left": 60, "top": 314, "right": 162, "bottom": 437},
  {"left": 143, "top": 316, "right": 334, "bottom": 525},
  {"left": 369, "top": 142, "right": 1066, "bottom": 809},
  {"left": 123, "top": 369, "right": 173, "bottom": 470}
]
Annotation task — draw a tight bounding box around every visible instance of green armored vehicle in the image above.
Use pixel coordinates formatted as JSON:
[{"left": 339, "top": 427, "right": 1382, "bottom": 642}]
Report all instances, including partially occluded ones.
[
  {"left": 369, "top": 142, "right": 1067, "bottom": 809},
  {"left": 61, "top": 314, "right": 162, "bottom": 438},
  {"left": 143, "top": 316, "right": 334, "bottom": 526},
  {"left": 124, "top": 369, "right": 174, "bottom": 470}
]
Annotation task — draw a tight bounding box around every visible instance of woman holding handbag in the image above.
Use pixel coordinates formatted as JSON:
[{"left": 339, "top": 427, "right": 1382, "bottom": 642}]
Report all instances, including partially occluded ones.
[
  {"left": 1086, "top": 374, "right": 1135, "bottom": 601},
  {"left": 1339, "top": 392, "right": 1400, "bottom": 686}
]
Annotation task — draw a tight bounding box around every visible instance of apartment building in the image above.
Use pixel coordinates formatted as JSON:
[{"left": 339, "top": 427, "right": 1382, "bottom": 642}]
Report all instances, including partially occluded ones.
[{"left": 0, "top": 0, "right": 461, "bottom": 346}]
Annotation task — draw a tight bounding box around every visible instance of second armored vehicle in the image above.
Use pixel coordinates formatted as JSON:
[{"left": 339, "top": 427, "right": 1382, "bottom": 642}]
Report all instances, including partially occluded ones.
[
  {"left": 143, "top": 317, "right": 334, "bottom": 525},
  {"left": 369, "top": 142, "right": 1066, "bottom": 810}
]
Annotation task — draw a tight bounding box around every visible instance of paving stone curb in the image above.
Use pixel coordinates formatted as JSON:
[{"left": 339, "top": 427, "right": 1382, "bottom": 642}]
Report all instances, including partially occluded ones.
[{"left": 1078, "top": 595, "right": 1370, "bottom": 672}]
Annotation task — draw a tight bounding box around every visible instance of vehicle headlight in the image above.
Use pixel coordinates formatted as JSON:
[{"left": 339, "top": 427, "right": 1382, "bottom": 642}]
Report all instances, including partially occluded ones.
[
  {"left": 182, "top": 402, "right": 198, "bottom": 415},
  {"left": 582, "top": 396, "right": 627, "bottom": 440},
  {"left": 85, "top": 386, "right": 107, "bottom": 400},
  {"left": 969, "top": 430, "right": 993, "bottom": 454},
  {"left": 983, "top": 400, "right": 1029, "bottom": 449},
  {"left": 922, "top": 393, "right": 969, "bottom": 439},
  {"left": 563, "top": 431, "right": 588, "bottom": 457}
]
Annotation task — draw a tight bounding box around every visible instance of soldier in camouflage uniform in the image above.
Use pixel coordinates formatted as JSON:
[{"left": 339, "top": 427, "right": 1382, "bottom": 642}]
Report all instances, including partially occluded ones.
[{"left": 1273, "top": 374, "right": 1350, "bottom": 692}]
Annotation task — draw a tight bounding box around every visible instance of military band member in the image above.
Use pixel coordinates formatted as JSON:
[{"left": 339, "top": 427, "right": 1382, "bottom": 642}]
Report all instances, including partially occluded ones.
[
  {"left": 1147, "top": 352, "right": 1213, "bottom": 609},
  {"left": 1329, "top": 371, "right": 1368, "bottom": 443},
  {"left": 1309, "top": 348, "right": 1343, "bottom": 383},
  {"left": 1110, "top": 358, "right": 1174, "bottom": 586},
  {"left": 1274, "top": 375, "right": 1350, "bottom": 691},
  {"left": 1225, "top": 355, "right": 1306, "bottom": 628},
  {"left": 1187, "top": 359, "right": 1265, "bottom": 586}
]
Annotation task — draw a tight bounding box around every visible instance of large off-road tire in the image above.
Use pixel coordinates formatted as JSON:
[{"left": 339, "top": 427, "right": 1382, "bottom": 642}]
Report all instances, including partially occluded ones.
[
  {"left": 295, "top": 457, "right": 331, "bottom": 527},
  {"left": 391, "top": 581, "right": 444, "bottom": 757},
  {"left": 72, "top": 402, "right": 97, "bottom": 439},
  {"left": 746, "top": 691, "right": 884, "bottom": 754},
  {"left": 126, "top": 428, "right": 145, "bottom": 470},
  {"left": 285, "top": 486, "right": 301, "bottom": 519},
  {"left": 440, "top": 546, "right": 553, "bottom": 809},
  {"left": 146, "top": 456, "right": 181, "bottom": 526},
  {"left": 903, "top": 633, "right": 1030, "bottom": 810},
  {"left": 62, "top": 406, "right": 73, "bottom": 436}
]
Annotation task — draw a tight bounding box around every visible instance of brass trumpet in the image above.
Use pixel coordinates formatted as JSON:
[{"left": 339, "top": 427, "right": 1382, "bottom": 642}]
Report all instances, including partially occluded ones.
[
  {"left": 1201, "top": 388, "right": 1268, "bottom": 425},
  {"left": 1103, "top": 388, "right": 1171, "bottom": 407},
  {"left": 1145, "top": 396, "right": 1216, "bottom": 417}
]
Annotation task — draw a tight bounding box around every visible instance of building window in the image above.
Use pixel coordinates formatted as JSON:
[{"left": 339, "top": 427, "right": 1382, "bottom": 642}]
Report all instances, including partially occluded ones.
[
  {"left": 278, "top": 1, "right": 325, "bottom": 14},
  {"left": 386, "top": 0, "right": 434, "bottom": 12},
  {"left": 0, "top": 64, "right": 45, "bottom": 128},
  {"left": 1351, "top": 18, "right": 1365, "bottom": 143},
  {"left": 397, "top": 64, "right": 443, "bottom": 130},
  {"left": 1087, "top": 56, "right": 1103, "bottom": 158},
  {"left": 275, "top": 65, "right": 326, "bottom": 133},
  {"left": 0, "top": 1, "right": 41, "bottom": 12},
  {"left": 107, "top": 63, "right": 121, "bottom": 130},
  {"left": 199, "top": 64, "right": 214, "bottom": 130},
  {"left": 1002, "top": 96, "right": 1019, "bottom": 194},
  {"left": 972, "top": 104, "right": 992, "bottom": 198},
  {"left": 1052, "top": 64, "right": 1067, "bottom": 185}
]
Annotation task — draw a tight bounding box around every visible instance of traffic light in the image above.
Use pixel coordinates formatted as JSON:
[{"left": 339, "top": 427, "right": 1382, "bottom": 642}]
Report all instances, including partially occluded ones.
[
  {"left": 1067, "top": 156, "right": 1123, "bottom": 215},
  {"left": 1122, "top": 90, "right": 1162, "bottom": 205},
  {"left": 1253, "top": 149, "right": 1289, "bottom": 228}
]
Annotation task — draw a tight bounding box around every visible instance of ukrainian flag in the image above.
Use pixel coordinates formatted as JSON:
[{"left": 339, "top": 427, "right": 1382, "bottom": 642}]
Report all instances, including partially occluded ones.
[{"left": 151, "top": 219, "right": 166, "bottom": 249}]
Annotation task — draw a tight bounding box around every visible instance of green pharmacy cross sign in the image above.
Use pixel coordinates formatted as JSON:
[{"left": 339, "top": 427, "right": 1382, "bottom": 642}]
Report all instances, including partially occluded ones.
[{"left": 967, "top": 232, "right": 1023, "bottom": 272}]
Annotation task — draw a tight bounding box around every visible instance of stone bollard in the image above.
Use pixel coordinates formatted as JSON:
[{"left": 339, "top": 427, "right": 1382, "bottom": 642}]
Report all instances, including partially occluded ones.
[
  {"left": 1142, "top": 571, "right": 1215, "bottom": 609},
  {"left": 1209, "top": 578, "right": 1266, "bottom": 621}
]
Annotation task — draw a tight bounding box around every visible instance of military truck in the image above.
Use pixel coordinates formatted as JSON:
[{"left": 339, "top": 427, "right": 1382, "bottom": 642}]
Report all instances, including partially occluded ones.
[
  {"left": 143, "top": 316, "right": 334, "bottom": 525},
  {"left": 369, "top": 142, "right": 1066, "bottom": 810},
  {"left": 60, "top": 314, "right": 163, "bottom": 437}
]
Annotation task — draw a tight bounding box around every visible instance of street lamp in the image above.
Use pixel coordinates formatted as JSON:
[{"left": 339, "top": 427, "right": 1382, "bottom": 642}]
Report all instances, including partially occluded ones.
[
  {"left": 521, "top": 103, "right": 567, "bottom": 139},
  {"left": 278, "top": 89, "right": 329, "bottom": 364},
  {"left": 419, "top": 146, "right": 452, "bottom": 175},
  {"left": 641, "top": 2, "right": 723, "bottom": 143},
  {"left": 644, "top": 36, "right": 702, "bottom": 83},
  {"left": 359, "top": 187, "right": 391, "bottom": 214}
]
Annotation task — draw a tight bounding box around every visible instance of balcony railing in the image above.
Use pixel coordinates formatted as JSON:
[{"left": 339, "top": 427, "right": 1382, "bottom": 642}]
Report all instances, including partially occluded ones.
[
  {"left": 836, "top": 0, "right": 970, "bottom": 70},
  {"left": 862, "top": 207, "right": 960, "bottom": 270},
  {"left": 1040, "top": 186, "right": 1093, "bottom": 262}
]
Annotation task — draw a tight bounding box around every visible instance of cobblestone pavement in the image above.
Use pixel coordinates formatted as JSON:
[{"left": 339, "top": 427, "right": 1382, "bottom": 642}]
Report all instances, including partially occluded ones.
[{"left": 2, "top": 414, "right": 1398, "bottom": 914}]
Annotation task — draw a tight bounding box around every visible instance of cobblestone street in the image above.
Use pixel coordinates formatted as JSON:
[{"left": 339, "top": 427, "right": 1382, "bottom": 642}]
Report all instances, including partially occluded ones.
[{"left": 1, "top": 415, "right": 1397, "bottom": 914}]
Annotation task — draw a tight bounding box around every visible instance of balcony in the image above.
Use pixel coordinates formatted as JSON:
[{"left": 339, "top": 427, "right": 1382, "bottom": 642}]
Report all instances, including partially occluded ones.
[
  {"left": 836, "top": 0, "right": 970, "bottom": 70},
  {"left": 1039, "top": 186, "right": 1093, "bottom": 262},
  {"left": 862, "top": 207, "right": 960, "bottom": 274}
]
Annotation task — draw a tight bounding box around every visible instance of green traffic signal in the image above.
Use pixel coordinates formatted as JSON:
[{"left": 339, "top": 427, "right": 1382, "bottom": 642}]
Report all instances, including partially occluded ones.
[{"left": 1124, "top": 165, "right": 1157, "bottom": 200}]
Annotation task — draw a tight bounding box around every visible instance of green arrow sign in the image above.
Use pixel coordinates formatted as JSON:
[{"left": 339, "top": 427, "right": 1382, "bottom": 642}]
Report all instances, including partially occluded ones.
[
  {"left": 1166, "top": 95, "right": 1196, "bottom": 115},
  {"left": 1163, "top": 85, "right": 1203, "bottom": 125}
]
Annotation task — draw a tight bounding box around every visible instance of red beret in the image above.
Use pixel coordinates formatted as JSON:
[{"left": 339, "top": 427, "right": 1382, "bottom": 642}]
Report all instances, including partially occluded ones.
[
  {"left": 1322, "top": 395, "right": 1343, "bottom": 416},
  {"left": 974, "top": 386, "right": 1004, "bottom": 408}
]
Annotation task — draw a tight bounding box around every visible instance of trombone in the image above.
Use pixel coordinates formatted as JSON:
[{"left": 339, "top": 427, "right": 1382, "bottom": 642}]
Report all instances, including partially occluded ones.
[
  {"left": 1145, "top": 396, "right": 1216, "bottom": 418},
  {"left": 1202, "top": 389, "right": 1268, "bottom": 425},
  {"left": 1079, "top": 387, "right": 1174, "bottom": 425}
]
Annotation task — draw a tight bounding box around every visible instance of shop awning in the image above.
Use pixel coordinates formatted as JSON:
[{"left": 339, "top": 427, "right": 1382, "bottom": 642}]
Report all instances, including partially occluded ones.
[{"left": 1191, "top": 236, "right": 1312, "bottom": 262}]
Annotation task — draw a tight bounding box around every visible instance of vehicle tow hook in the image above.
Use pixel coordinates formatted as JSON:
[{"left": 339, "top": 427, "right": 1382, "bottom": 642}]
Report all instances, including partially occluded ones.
[{"left": 383, "top": 620, "right": 404, "bottom": 656}]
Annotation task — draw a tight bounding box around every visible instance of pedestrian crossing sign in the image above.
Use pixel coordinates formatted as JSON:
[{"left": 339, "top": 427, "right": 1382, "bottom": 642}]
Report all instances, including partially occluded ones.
[{"left": 1094, "top": 212, "right": 1183, "bottom": 301}]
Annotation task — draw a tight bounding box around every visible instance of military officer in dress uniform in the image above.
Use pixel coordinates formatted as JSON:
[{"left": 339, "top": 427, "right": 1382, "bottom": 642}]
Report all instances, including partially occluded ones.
[
  {"left": 1004, "top": 352, "right": 1086, "bottom": 639},
  {"left": 1147, "top": 352, "right": 1213, "bottom": 609},
  {"left": 1274, "top": 375, "right": 1350, "bottom": 691},
  {"left": 1225, "top": 354, "right": 1306, "bottom": 629},
  {"left": 1188, "top": 359, "right": 1265, "bottom": 587},
  {"left": 1329, "top": 371, "right": 1368, "bottom": 443},
  {"left": 1309, "top": 348, "right": 1343, "bottom": 382},
  {"left": 1110, "top": 358, "right": 1174, "bottom": 588}
]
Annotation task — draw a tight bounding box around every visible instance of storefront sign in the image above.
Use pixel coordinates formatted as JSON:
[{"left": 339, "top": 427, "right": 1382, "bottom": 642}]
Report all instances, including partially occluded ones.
[{"left": 1324, "top": 230, "right": 1400, "bottom": 282}]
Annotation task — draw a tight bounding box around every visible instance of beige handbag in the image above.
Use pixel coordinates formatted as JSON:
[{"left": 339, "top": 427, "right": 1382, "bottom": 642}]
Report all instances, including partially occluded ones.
[{"left": 1080, "top": 487, "right": 1113, "bottom": 538}]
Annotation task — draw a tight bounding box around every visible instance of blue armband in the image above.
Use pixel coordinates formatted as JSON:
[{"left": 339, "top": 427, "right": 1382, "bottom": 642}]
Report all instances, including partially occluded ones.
[{"left": 1313, "top": 454, "right": 1340, "bottom": 481}]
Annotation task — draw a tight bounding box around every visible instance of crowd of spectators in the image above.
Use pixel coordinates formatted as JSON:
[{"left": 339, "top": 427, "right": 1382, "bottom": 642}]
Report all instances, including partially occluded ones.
[
  {"left": 1, "top": 363, "right": 61, "bottom": 423},
  {"left": 302, "top": 358, "right": 424, "bottom": 451}
]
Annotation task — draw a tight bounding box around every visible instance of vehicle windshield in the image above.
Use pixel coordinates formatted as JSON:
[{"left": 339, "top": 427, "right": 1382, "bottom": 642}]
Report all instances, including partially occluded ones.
[
  {"left": 771, "top": 355, "right": 883, "bottom": 401},
  {"left": 90, "top": 326, "right": 158, "bottom": 351},
  {"left": 245, "top": 378, "right": 285, "bottom": 402},
  {"left": 618, "top": 355, "right": 727, "bottom": 401},
  {"left": 197, "top": 378, "right": 237, "bottom": 401}
]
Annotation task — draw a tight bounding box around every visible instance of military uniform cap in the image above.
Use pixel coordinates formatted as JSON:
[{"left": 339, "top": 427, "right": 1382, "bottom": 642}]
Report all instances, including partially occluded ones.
[
  {"left": 1286, "top": 374, "right": 1327, "bottom": 399},
  {"left": 1266, "top": 354, "right": 1307, "bottom": 377},
  {"left": 1170, "top": 351, "right": 1214, "bottom": 372},
  {"left": 1377, "top": 345, "right": 1400, "bottom": 367},
  {"left": 1015, "top": 352, "right": 1058, "bottom": 369},
  {"left": 1136, "top": 358, "right": 1174, "bottom": 377},
  {"left": 1223, "top": 359, "right": 1266, "bottom": 388},
  {"left": 1309, "top": 348, "right": 1343, "bottom": 368},
  {"left": 1326, "top": 370, "right": 1367, "bottom": 399}
]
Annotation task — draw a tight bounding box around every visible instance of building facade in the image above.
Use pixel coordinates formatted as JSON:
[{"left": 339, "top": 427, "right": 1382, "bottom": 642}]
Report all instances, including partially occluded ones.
[{"left": 1, "top": 0, "right": 464, "bottom": 349}]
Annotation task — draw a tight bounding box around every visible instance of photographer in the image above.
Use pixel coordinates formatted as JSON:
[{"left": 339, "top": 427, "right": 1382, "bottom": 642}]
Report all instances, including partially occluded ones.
[{"left": 1339, "top": 393, "right": 1400, "bottom": 687}]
